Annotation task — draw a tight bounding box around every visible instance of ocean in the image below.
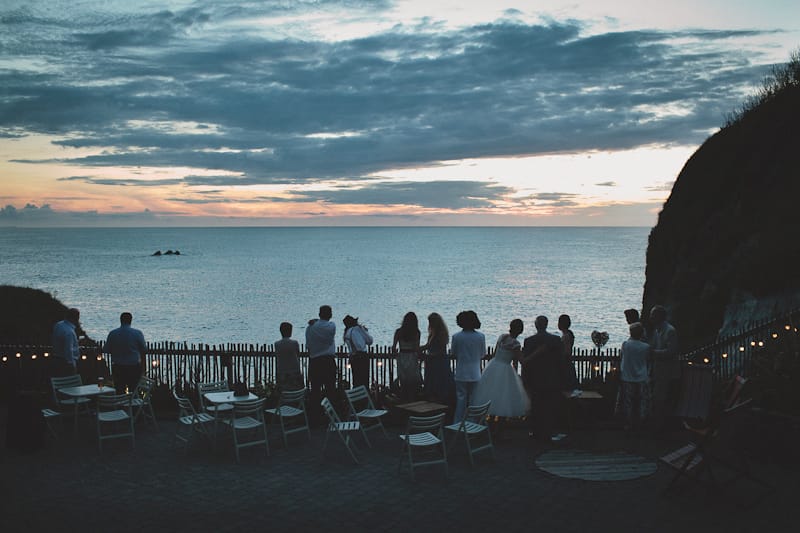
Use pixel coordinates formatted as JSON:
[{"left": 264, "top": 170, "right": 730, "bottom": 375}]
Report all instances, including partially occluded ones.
[{"left": 0, "top": 227, "right": 649, "bottom": 349}]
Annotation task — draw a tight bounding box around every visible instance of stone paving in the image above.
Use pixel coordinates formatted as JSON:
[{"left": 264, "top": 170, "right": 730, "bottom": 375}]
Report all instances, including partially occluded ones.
[{"left": 0, "top": 406, "right": 796, "bottom": 533}]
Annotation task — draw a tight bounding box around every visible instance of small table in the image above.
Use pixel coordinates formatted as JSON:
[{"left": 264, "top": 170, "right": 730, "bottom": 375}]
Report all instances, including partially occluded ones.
[
  {"left": 396, "top": 400, "right": 449, "bottom": 417},
  {"left": 203, "top": 391, "right": 258, "bottom": 404},
  {"left": 58, "top": 384, "right": 116, "bottom": 431},
  {"left": 203, "top": 391, "right": 259, "bottom": 446},
  {"left": 562, "top": 390, "right": 603, "bottom": 431}
]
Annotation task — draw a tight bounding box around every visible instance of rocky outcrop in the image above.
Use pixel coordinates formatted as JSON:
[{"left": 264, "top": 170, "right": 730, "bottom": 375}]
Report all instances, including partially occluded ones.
[
  {"left": 643, "top": 86, "right": 800, "bottom": 348},
  {"left": 0, "top": 285, "right": 70, "bottom": 344}
]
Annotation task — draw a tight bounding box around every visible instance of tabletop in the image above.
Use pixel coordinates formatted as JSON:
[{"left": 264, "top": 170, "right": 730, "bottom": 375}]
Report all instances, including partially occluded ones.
[
  {"left": 59, "top": 384, "right": 116, "bottom": 397},
  {"left": 204, "top": 391, "right": 259, "bottom": 404}
]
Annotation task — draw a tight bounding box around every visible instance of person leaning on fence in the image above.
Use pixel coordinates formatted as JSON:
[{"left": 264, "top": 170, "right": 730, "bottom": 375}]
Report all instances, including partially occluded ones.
[
  {"left": 105, "top": 312, "right": 146, "bottom": 394},
  {"left": 343, "top": 315, "right": 373, "bottom": 390},
  {"left": 558, "top": 314, "right": 579, "bottom": 391},
  {"left": 451, "top": 310, "right": 485, "bottom": 423},
  {"left": 306, "top": 305, "right": 337, "bottom": 416},
  {"left": 275, "top": 322, "right": 304, "bottom": 391},
  {"left": 51, "top": 308, "right": 81, "bottom": 377}
]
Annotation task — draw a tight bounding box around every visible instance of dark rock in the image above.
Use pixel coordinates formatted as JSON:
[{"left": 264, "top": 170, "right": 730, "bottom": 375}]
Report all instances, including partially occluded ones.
[
  {"left": 152, "top": 250, "right": 161, "bottom": 256},
  {"left": 643, "top": 86, "right": 800, "bottom": 347}
]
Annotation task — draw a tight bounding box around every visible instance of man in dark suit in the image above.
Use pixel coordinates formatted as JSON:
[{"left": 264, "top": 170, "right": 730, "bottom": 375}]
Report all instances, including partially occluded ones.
[{"left": 521, "top": 315, "right": 568, "bottom": 442}]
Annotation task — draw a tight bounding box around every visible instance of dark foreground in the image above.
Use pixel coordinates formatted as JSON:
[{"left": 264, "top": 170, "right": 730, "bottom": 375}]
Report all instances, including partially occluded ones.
[{"left": 0, "top": 408, "right": 795, "bottom": 533}]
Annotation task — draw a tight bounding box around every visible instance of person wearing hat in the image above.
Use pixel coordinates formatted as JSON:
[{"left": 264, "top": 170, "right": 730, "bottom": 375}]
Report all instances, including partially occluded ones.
[{"left": 343, "top": 315, "right": 373, "bottom": 389}]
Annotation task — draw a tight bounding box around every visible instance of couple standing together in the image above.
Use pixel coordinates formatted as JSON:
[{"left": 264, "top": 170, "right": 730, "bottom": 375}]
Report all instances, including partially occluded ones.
[{"left": 455, "top": 313, "right": 572, "bottom": 442}]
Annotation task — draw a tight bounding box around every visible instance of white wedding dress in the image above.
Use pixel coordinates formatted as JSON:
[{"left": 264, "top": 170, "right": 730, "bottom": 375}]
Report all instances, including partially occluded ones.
[{"left": 472, "top": 334, "right": 530, "bottom": 417}]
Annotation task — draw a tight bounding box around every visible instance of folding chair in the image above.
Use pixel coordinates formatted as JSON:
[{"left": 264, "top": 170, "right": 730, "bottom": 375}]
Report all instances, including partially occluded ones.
[
  {"left": 42, "top": 408, "right": 61, "bottom": 439},
  {"left": 660, "top": 375, "right": 771, "bottom": 502},
  {"left": 321, "top": 397, "right": 361, "bottom": 464},
  {"left": 445, "top": 400, "right": 494, "bottom": 466},
  {"left": 222, "top": 398, "right": 269, "bottom": 463},
  {"left": 399, "top": 412, "right": 448, "bottom": 480},
  {"left": 131, "top": 376, "right": 158, "bottom": 429},
  {"left": 173, "top": 391, "right": 214, "bottom": 451},
  {"left": 51, "top": 375, "right": 91, "bottom": 432},
  {"left": 344, "top": 385, "right": 388, "bottom": 447},
  {"left": 96, "top": 393, "right": 135, "bottom": 452},
  {"left": 265, "top": 388, "right": 311, "bottom": 448},
  {"left": 198, "top": 380, "right": 234, "bottom": 418}
]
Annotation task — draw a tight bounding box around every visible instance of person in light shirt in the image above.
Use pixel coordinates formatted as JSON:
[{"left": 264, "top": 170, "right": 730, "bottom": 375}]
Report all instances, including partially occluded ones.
[
  {"left": 51, "top": 308, "right": 81, "bottom": 377},
  {"left": 306, "top": 305, "right": 337, "bottom": 415},
  {"left": 615, "top": 322, "right": 652, "bottom": 430},
  {"left": 105, "top": 312, "right": 147, "bottom": 394},
  {"left": 343, "top": 315, "right": 373, "bottom": 390},
  {"left": 451, "top": 310, "right": 485, "bottom": 423}
]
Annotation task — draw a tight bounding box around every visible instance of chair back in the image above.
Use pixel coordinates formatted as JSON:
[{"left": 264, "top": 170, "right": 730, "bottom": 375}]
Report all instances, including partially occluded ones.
[
  {"left": 234, "top": 398, "right": 266, "bottom": 419},
  {"left": 134, "top": 376, "right": 156, "bottom": 400},
  {"left": 280, "top": 388, "right": 307, "bottom": 406},
  {"left": 321, "top": 397, "right": 342, "bottom": 424},
  {"left": 51, "top": 375, "right": 83, "bottom": 403},
  {"left": 345, "top": 385, "right": 372, "bottom": 405},
  {"left": 174, "top": 391, "right": 197, "bottom": 417},
  {"left": 407, "top": 413, "right": 445, "bottom": 435},
  {"left": 98, "top": 393, "right": 132, "bottom": 413},
  {"left": 198, "top": 380, "right": 229, "bottom": 408},
  {"left": 724, "top": 375, "right": 748, "bottom": 409},
  {"left": 673, "top": 363, "right": 713, "bottom": 420},
  {"left": 464, "top": 401, "right": 491, "bottom": 424}
]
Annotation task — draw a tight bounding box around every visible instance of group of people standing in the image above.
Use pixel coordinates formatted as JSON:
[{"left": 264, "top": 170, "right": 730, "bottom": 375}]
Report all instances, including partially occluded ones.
[{"left": 616, "top": 305, "right": 679, "bottom": 431}]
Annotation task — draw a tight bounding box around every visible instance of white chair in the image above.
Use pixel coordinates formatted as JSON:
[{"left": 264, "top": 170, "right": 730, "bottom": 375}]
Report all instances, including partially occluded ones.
[
  {"left": 42, "top": 408, "right": 61, "bottom": 439},
  {"left": 96, "top": 393, "right": 135, "bottom": 452},
  {"left": 399, "top": 412, "right": 448, "bottom": 479},
  {"left": 131, "top": 376, "right": 158, "bottom": 429},
  {"left": 265, "top": 388, "right": 311, "bottom": 448},
  {"left": 344, "top": 385, "right": 388, "bottom": 447},
  {"left": 445, "top": 401, "right": 494, "bottom": 466},
  {"left": 222, "top": 398, "right": 269, "bottom": 463},
  {"left": 173, "top": 390, "right": 214, "bottom": 452},
  {"left": 198, "top": 380, "right": 234, "bottom": 420},
  {"left": 321, "top": 397, "right": 361, "bottom": 464},
  {"left": 51, "top": 375, "right": 92, "bottom": 431}
]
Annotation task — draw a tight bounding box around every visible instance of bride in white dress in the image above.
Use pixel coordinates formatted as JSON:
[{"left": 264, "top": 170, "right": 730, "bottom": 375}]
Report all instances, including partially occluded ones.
[{"left": 472, "top": 319, "right": 530, "bottom": 418}]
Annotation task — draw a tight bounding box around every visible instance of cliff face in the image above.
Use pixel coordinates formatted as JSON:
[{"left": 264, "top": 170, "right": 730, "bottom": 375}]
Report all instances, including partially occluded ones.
[
  {"left": 643, "top": 86, "right": 800, "bottom": 348},
  {"left": 0, "top": 285, "right": 70, "bottom": 344}
]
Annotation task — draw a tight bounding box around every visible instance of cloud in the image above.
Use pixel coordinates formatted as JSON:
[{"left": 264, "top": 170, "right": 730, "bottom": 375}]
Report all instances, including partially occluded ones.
[
  {"left": 58, "top": 176, "right": 185, "bottom": 186},
  {"left": 0, "top": 7, "right": 781, "bottom": 189},
  {"left": 645, "top": 181, "right": 675, "bottom": 192},
  {"left": 595, "top": 181, "right": 617, "bottom": 187},
  {"left": 294, "top": 180, "right": 514, "bottom": 209},
  {"left": 0, "top": 203, "right": 160, "bottom": 226}
]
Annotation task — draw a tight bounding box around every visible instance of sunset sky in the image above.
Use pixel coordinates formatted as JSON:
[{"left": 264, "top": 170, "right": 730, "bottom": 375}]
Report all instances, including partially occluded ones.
[{"left": 1, "top": 0, "right": 798, "bottom": 226}]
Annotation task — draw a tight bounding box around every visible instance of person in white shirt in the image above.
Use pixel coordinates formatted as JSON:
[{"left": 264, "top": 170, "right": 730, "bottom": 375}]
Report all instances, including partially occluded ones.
[
  {"left": 306, "top": 305, "right": 337, "bottom": 414},
  {"left": 343, "top": 315, "right": 373, "bottom": 390},
  {"left": 451, "top": 310, "right": 485, "bottom": 423},
  {"left": 615, "top": 322, "right": 652, "bottom": 430},
  {"left": 51, "top": 308, "right": 81, "bottom": 377}
]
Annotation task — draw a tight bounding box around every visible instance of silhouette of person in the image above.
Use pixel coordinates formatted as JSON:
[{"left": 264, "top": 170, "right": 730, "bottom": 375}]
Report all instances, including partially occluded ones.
[
  {"left": 51, "top": 308, "right": 81, "bottom": 377},
  {"left": 420, "top": 312, "right": 454, "bottom": 404},
  {"left": 393, "top": 312, "right": 421, "bottom": 401},
  {"left": 451, "top": 310, "right": 485, "bottom": 423},
  {"left": 343, "top": 315, "right": 373, "bottom": 390},
  {"left": 558, "top": 314, "right": 579, "bottom": 390},
  {"left": 521, "top": 315, "right": 568, "bottom": 441},
  {"left": 275, "top": 322, "right": 304, "bottom": 391},
  {"left": 105, "top": 312, "right": 146, "bottom": 394},
  {"left": 306, "top": 305, "right": 337, "bottom": 416},
  {"left": 649, "top": 305, "right": 679, "bottom": 430}
]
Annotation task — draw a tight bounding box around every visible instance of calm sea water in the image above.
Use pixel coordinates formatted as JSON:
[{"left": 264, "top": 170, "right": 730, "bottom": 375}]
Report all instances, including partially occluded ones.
[{"left": 0, "top": 227, "right": 649, "bottom": 349}]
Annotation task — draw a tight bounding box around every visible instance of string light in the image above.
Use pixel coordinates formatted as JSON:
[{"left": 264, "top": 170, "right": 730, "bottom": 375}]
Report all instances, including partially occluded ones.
[
  {"left": 81, "top": 355, "right": 87, "bottom": 360},
  {"left": 2, "top": 356, "right": 8, "bottom": 362},
  {"left": 16, "top": 352, "right": 21, "bottom": 358},
  {"left": 703, "top": 357, "right": 710, "bottom": 364},
  {"left": 722, "top": 353, "right": 728, "bottom": 359},
  {"left": 31, "top": 354, "right": 37, "bottom": 360},
  {"left": 44, "top": 352, "right": 49, "bottom": 357},
  {"left": 758, "top": 341, "right": 764, "bottom": 347},
  {"left": 772, "top": 333, "right": 779, "bottom": 339},
  {"left": 739, "top": 346, "right": 745, "bottom": 352},
  {"left": 786, "top": 325, "right": 792, "bottom": 331}
]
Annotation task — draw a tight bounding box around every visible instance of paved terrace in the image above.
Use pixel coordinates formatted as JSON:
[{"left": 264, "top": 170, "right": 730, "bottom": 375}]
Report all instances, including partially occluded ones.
[{"left": 0, "top": 408, "right": 795, "bottom": 533}]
